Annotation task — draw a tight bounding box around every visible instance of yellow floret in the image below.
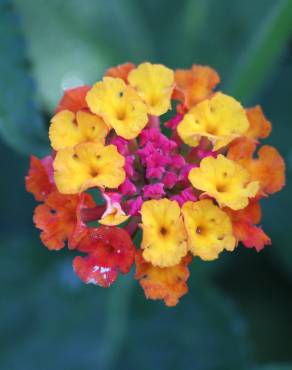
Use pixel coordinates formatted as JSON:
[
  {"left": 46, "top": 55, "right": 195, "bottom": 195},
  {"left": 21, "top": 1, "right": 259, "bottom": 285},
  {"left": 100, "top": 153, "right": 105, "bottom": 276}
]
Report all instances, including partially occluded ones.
[
  {"left": 141, "top": 199, "right": 187, "bottom": 268},
  {"left": 188, "top": 154, "right": 259, "bottom": 210},
  {"left": 182, "top": 199, "right": 236, "bottom": 260},
  {"left": 86, "top": 77, "right": 148, "bottom": 140},
  {"left": 99, "top": 212, "right": 129, "bottom": 226},
  {"left": 128, "top": 62, "right": 174, "bottom": 116},
  {"left": 99, "top": 194, "right": 129, "bottom": 226},
  {"left": 53, "top": 142, "right": 125, "bottom": 194},
  {"left": 49, "top": 110, "right": 109, "bottom": 150},
  {"left": 177, "top": 92, "right": 249, "bottom": 150}
]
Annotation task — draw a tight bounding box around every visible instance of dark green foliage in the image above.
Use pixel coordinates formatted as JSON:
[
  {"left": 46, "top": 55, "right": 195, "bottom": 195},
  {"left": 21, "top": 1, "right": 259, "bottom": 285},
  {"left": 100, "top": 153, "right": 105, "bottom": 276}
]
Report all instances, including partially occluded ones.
[{"left": 0, "top": 0, "right": 48, "bottom": 155}]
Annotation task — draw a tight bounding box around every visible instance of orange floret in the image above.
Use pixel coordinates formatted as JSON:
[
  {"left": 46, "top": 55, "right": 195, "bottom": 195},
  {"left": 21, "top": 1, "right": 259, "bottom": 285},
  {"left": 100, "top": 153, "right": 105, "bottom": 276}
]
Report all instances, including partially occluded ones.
[
  {"left": 228, "top": 138, "right": 285, "bottom": 196},
  {"left": 105, "top": 62, "right": 136, "bottom": 82},
  {"left": 135, "top": 251, "right": 192, "bottom": 307},
  {"left": 173, "top": 65, "right": 220, "bottom": 112},
  {"left": 225, "top": 200, "right": 271, "bottom": 252},
  {"left": 33, "top": 191, "right": 95, "bottom": 250},
  {"left": 245, "top": 106, "right": 272, "bottom": 141},
  {"left": 56, "top": 86, "right": 91, "bottom": 113},
  {"left": 25, "top": 155, "right": 55, "bottom": 201}
]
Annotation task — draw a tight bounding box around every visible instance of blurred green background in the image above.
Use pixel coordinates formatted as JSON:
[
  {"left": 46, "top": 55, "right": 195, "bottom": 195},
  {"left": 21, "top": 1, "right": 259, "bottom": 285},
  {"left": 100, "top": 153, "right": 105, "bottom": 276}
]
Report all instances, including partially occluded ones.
[{"left": 0, "top": 0, "right": 292, "bottom": 369}]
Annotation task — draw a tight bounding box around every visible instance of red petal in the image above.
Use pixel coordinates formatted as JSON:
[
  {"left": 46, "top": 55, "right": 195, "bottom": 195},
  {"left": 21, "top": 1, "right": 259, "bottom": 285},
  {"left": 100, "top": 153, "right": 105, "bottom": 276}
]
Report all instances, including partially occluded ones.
[
  {"left": 73, "top": 256, "right": 118, "bottom": 287},
  {"left": 25, "top": 155, "right": 55, "bottom": 201},
  {"left": 225, "top": 201, "right": 271, "bottom": 252},
  {"left": 56, "top": 85, "right": 91, "bottom": 113},
  {"left": 105, "top": 63, "right": 136, "bottom": 82},
  {"left": 77, "top": 226, "right": 135, "bottom": 274}
]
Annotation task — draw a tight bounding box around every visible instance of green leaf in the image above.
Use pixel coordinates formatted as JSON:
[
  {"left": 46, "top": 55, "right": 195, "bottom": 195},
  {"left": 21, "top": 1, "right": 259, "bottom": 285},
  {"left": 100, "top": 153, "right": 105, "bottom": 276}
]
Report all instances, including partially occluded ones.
[
  {"left": 226, "top": 0, "right": 292, "bottom": 102},
  {"left": 121, "top": 276, "right": 252, "bottom": 370},
  {"left": 13, "top": 0, "right": 155, "bottom": 112},
  {"left": 0, "top": 0, "right": 48, "bottom": 155}
]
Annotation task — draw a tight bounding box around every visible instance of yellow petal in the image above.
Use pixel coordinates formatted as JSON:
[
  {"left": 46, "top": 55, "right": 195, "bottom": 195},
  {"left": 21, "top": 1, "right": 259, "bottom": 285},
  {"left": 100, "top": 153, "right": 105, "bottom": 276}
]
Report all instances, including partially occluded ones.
[
  {"left": 99, "top": 194, "right": 129, "bottom": 226},
  {"left": 49, "top": 110, "right": 82, "bottom": 150},
  {"left": 53, "top": 142, "right": 125, "bottom": 194},
  {"left": 189, "top": 154, "right": 259, "bottom": 210},
  {"left": 182, "top": 199, "right": 235, "bottom": 260},
  {"left": 49, "top": 110, "right": 109, "bottom": 150},
  {"left": 141, "top": 199, "right": 187, "bottom": 268},
  {"left": 128, "top": 62, "right": 174, "bottom": 116},
  {"left": 99, "top": 213, "right": 129, "bottom": 226},
  {"left": 177, "top": 92, "right": 249, "bottom": 150},
  {"left": 86, "top": 77, "right": 148, "bottom": 139}
]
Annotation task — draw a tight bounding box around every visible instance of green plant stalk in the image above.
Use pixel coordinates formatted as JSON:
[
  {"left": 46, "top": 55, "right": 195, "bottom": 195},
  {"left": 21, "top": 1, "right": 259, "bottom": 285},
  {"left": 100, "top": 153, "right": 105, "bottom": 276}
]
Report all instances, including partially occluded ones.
[
  {"left": 98, "top": 275, "right": 134, "bottom": 370},
  {"left": 226, "top": 0, "right": 292, "bottom": 102}
]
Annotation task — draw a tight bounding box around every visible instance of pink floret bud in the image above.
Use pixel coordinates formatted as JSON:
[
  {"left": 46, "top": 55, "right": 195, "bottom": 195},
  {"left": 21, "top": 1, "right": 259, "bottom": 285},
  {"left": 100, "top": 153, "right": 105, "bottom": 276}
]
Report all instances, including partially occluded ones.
[
  {"left": 162, "top": 171, "right": 178, "bottom": 189},
  {"left": 171, "top": 187, "right": 197, "bottom": 206},
  {"left": 110, "top": 136, "right": 129, "bottom": 156},
  {"left": 119, "top": 179, "right": 137, "bottom": 196},
  {"left": 125, "top": 196, "right": 143, "bottom": 216},
  {"left": 143, "top": 183, "right": 165, "bottom": 199}
]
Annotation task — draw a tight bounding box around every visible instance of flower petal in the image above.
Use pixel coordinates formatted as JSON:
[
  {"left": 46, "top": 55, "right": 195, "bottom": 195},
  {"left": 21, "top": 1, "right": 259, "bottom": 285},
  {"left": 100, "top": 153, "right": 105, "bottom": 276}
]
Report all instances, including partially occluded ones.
[{"left": 135, "top": 251, "right": 192, "bottom": 307}]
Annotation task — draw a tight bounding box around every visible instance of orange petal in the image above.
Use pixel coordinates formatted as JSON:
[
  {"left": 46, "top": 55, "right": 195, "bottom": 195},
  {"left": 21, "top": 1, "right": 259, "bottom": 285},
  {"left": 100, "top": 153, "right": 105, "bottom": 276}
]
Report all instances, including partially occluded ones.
[
  {"left": 174, "top": 65, "right": 220, "bottom": 110},
  {"left": 228, "top": 137, "right": 257, "bottom": 161},
  {"left": 33, "top": 191, "right": 95, "bottom": 250},
  {"left": 56, "top": 85, "right": 91, "bottom": 113},
  {"left": 105, "top": 62, "right": 136, "bottom": 82},
  {"left": 25, "top": 155, "right": 55, "bottom": 201},
  {"left": 248, "top": 146, "right": 285, "bottom": 195},
  {"left": 135, "top": 251, "right": 192, "bottom": 307},
  {"left": 245, "top": 106, "right": 272, "bottom": 141},
  {"left": 228, "top": 138, "right": 285, "bottom": 196},
  {"left": 225, "top": 201, "right": 271, "bottom": 252}
]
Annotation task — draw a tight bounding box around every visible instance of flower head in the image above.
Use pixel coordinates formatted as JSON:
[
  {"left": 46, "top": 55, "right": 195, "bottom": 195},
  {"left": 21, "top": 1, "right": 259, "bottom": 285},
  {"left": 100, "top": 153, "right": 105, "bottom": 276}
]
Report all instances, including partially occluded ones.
[
  {"left": 140, "top": 199, "right": 187, "bottom": 267},
  {"left": 86, "top": 77, "right": 148, "bottom": 139},
  {"left": 182, "top": 199, "right": 235, "bottom": 260},
  {"left": 26, "top": 61, "right": 285, "bottom": 306},
  {"left": 189, "top": 154, "right": 259, "bottom": 210},
  {"left": 53, "top": 142, "right": 125, "bottom": 194}
]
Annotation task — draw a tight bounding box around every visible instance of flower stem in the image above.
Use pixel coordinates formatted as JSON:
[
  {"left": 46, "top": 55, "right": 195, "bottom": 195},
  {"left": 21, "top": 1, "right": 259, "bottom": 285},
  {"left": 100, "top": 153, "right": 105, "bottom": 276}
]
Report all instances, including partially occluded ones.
[{"left": 98, "top": 275, "right": 134, "bottom": 370}]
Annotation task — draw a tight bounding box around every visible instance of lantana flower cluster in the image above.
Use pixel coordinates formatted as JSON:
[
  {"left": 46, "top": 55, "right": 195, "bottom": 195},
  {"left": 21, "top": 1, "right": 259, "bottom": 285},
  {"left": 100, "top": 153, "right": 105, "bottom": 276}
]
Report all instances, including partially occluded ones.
[{"left": 26, "top": 62, "right": 285, "bottom": 306}]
